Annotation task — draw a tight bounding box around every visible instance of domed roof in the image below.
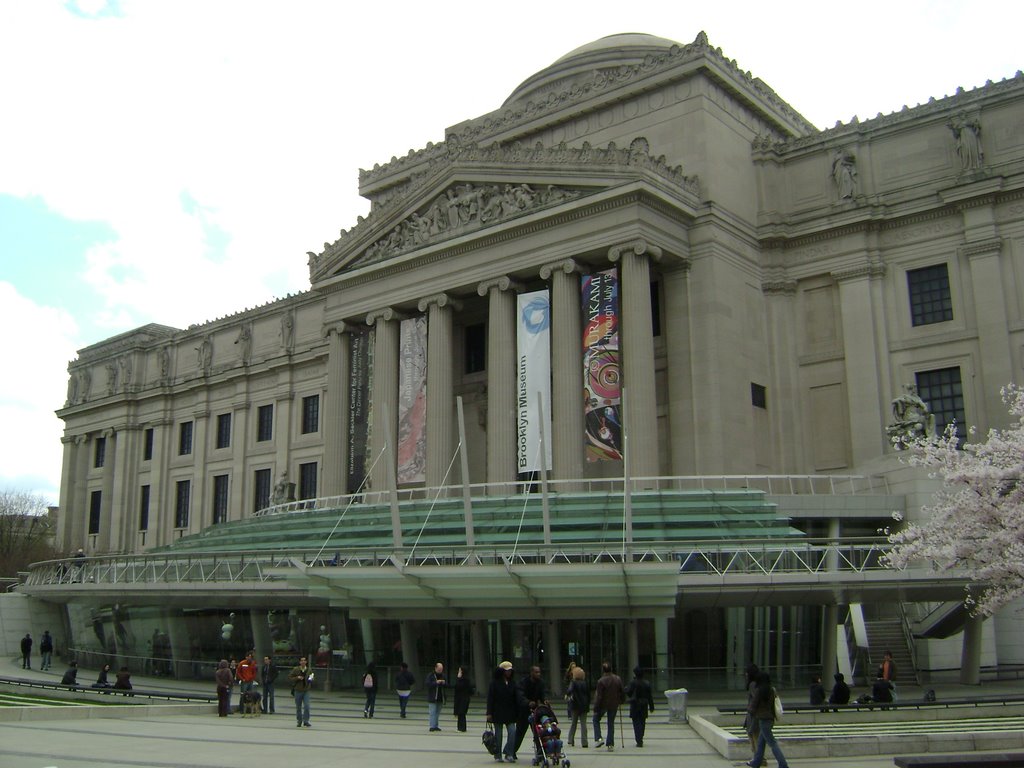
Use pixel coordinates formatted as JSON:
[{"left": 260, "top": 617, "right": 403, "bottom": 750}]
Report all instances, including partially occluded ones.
[{"left": 504, "top": 33, "right": 681, "bottom": 107}]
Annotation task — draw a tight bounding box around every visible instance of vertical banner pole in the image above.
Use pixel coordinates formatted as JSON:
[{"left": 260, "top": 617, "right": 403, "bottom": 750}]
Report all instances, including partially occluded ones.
[
  {"left": 383, "top": 402, "right": 402, "bottom": 550},
  {"left": 622, "top": 386, "right": 633, "bottom": 559},
  {"left": 537, "top": 392, "right": 551, "bottom": 548}
]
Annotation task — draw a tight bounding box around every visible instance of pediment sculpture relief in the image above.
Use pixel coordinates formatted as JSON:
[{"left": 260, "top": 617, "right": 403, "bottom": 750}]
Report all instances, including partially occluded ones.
[{"left": 358, "top": 182, "right": 582, "bottom": 266}]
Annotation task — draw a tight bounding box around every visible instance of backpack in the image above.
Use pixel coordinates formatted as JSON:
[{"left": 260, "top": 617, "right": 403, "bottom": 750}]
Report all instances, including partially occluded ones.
[{"left": 363, "top": 673, "right": 374, "bottom": 688}]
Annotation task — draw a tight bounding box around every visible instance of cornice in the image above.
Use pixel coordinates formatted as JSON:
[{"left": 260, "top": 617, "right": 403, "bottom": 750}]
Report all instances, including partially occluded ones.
[
  {"left": 752, "top": 71, "right": 1024, "bottom": 156},
  {"left": 960, "top": 237, "right": 1003, "bottom": 260},
  {"left": 761, "top": 279, "right": 797, "bottom": 296},
  {"left": 361, "top": 32, "right": 815, "bottom": 186},
  {"left": 831, "top": 263, "right": 887, "bottom": 282},
  {"left": 314, "top": 139, "right": 698, "bottom": 281}
]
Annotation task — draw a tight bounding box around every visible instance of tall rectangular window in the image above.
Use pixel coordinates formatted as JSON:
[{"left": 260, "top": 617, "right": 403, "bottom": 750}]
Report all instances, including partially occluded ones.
[
  {"left": 212, "top": 474, "right": 229, "bottom": 524},
  {"left": 907, "top": 264, "right": 953, "bottom": 326},
  {"left": 751, "top": 383, "right": 767, "bottom": 409},
  {"left": 174, "top": 480, "right": 191, "bottom": 528},
  {"left": 143, "top": 428, "right": 154, "bottom": 461},
  {"left": 299, "top": 461, "right": 318, "bottom": 500},
  {"left": 464, "top": 323, "right": 486, "bottom": 374},
  {"left": 88, "top": 490, "right": 102, "bottom": 535},
  {"left": 254, "top": 468, "right": 272, "bottom": 512},
  {"left": 215, "top": 413, "right": 232, "bottom": 449},
  {"left": 301, "top": 395, "right": 320, "bottom": 434},
  {"left": 94, "top": 436, "right": 106, "bottom": 468},
  {"left": 139, "top": 485, "right": 150, "bottom": 531},
  {"left": 179, "top": 421, "right": 193, "bottom": 455},
  {"left": 650, "top": 280, "right": 662, "bottom": 338},
  {"left": 257, "top": 404, "right": 274, "bottom": 442},
  {"left": 916, "top": 367, "right": 966, "bottom": 442}
]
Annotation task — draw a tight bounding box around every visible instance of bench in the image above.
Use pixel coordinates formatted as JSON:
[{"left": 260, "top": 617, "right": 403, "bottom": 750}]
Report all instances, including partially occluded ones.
[
  {"left": 716, "top": 694, "right": 1024, "bottom": 715},
  {"left": 894, "top": 754, "right": 1024, "bottom": 768},
  {"left": 0, "top": 676, "right": 215, "bottom": 703}
]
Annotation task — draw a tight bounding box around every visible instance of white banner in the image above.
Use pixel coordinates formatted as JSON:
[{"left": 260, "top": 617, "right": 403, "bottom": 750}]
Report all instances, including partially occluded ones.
[
  {"left": 397, "top": 316, "right": 427, "bottom": 484},
  {"left": 516, "top": 290, "right": 552, "bottom": 473}
]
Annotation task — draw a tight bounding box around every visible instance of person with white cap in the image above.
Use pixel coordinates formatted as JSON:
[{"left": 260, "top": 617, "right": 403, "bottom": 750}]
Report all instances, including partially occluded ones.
[{"left": 487, "top": 661, "right": 525, "bottom": 762}]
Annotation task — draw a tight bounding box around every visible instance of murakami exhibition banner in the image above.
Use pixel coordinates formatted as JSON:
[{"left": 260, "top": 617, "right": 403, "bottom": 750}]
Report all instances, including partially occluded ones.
[
  {"left": 397, "top": 315, "right": 427, "bottom": 484},
  {"left": 516, "top": 289, "right": 552, "bottom": 473},
  {"left": 347, "top": 327, "right": 373, "bottom": 491},
  {"left": 582, "top": 268, "right": 623, "bottom": 461}
]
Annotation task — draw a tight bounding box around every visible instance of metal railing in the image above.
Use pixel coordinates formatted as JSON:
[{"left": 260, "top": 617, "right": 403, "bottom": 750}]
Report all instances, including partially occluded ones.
[
  {"left": 21, "top": 537, "right": 924, "bottom": 589},
  {"left": 255, "top": 474, "right": 891, "bottom": 517}
]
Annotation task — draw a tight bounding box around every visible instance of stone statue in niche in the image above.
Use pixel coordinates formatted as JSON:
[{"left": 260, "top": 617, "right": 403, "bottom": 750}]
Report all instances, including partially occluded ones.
[
  {"left": 106, "top": 362, "right": 118, "bottom": 396},
  {"left": 272, "top": 471, "right": 295, "bottom": 505},
  {"left": 831, "top": 148, "right": 857, "bottom": 200},
  {"left": 195, "top": 336, "right": 213, "bottom": 376},
  {"left": 118, "top": 355, "right": 132, "bottom": 392},
  {"left": 159, "top": 346, "right": 171, "bottom": 383},
  {"left": 280, "top": 311, "right": 294, "bottom": 353},
  {"left": 235, "top": 323, "right": 252, "bottom": 365},
  {"left": 948, "top": 113, "right": 983, "bottom": 171},
  {"left": 886, "top": 384, "right": 936, "bottom": 447}
]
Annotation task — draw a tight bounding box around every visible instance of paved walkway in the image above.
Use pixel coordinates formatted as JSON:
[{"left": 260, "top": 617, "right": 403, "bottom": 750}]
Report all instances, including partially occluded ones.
[{"left": 2, "top": 664, "right": 1023, "bottom": 768}]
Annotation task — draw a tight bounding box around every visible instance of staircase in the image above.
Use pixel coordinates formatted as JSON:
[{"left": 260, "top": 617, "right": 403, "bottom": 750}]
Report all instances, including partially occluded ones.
[{"left": 864, "top": 618, "right": 917, "bottom": 685}]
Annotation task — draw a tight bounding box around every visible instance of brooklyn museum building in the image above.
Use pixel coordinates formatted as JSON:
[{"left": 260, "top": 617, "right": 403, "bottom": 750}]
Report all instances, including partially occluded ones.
[{"left": 18, "top": 32, "right": 1024, "bottom": 696}]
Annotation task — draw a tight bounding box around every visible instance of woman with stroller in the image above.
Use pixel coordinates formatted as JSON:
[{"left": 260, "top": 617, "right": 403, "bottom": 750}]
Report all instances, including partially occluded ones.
[{"left": 565, "top": 666, "right": 589, "bottom": 748}]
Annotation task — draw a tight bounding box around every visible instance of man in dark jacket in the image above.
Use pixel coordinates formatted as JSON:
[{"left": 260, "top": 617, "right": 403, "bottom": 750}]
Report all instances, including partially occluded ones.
[
  {"left": 20, "top": 633, "right": 32, "bottom": 669},
  {"left": 592, "top": 662, "right": 625, "bottom": 751},
  {"left": 514, "top": 665, "right": 546, "bottom": 755},
  {"left": 625, "top": 666, "right": 655, "bottom": 747},
  {"left": 261, "top": 655, "right": 279, "bottom": 714},
  {"left": 427, "top": 661, "right": 447, "bottom": 731},
  {"left": 487, "top": 661, "right": 525, "bottom": 763},
  {"left": 829, "top": 672, "right": 851, "bottom": 711},
  {"left": 39, "top": 631, "right": 54, "bottom": 671}
]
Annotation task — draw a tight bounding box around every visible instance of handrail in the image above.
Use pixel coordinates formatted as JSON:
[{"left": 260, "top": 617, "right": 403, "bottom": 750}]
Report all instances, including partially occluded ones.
[
  {"left": 254, "top": 474, "right": 892, "bottom": 517},
  {"left": 21, "top": 537, "right": 945, "bottom": 589}
]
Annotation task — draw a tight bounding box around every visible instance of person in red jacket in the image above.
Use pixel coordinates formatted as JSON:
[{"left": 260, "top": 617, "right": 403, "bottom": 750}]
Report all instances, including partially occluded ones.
[{"left": 237, "top": 650, "right": 258, "bottom": 713}]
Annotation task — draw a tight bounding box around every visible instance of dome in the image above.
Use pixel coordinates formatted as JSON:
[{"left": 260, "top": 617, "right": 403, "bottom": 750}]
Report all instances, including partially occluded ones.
[{"left": 503, "top": 33, "right": 681, "bottom": 107}]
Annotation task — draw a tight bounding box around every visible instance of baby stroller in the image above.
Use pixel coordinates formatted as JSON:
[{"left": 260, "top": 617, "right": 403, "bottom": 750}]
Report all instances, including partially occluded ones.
[{"left": 529, "top": 702, "right": 570, "bottom": 768}]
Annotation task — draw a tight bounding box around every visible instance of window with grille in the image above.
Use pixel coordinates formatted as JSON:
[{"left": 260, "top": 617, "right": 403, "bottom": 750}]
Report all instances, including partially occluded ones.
[
  {"left": 907, "top": 264, "right": 953, "bottom": 326},
  {"left": 216, "top": 413, "right": 232, "bottom": 449},
  {"left": 464, "top": 323, "right": 486, "bottom": 374},
  {"left": 143, "top": 428, "right": 154, "bottom": 460},
  {"left": 257, "top": 405, "right": 274, "bottom": 442},
  {"left": 179, "top": 422, "right": 193, "bottom": 455},
  {"left": 254, "top": 468, "right": 272, "bottom": 512},
  {"left": 174, "top": 480, "right": 191, "bottom": 528},
  {"left": 139, "top": 485, "right": 150, "bottom": 531},
  {"left": 212, "top": 474, "right": 229, "bottom": 524},
  {"left": 88, "top": 490, "right": 102, "bottom": 535},
  {"left": 299, "top": 462, "right": 318, "bottom": 500},
  {"left": 301, "top": 395, "right": 320, "bottom": 434},
  {"left": 915, "top": 367, "right": 965, "bottom": 441},
  {"left": 94, "top": 437, "right": 106, "bottom": 468}
]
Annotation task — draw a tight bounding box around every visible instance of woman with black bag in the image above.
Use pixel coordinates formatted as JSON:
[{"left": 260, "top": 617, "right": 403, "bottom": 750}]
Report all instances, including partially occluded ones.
[{"left": 453, "top": 665, "right": 474, "bottom": 732}]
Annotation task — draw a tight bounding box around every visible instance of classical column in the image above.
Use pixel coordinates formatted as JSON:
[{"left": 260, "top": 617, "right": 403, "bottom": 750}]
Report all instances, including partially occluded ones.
[
  {"left": 191, "top": 412, "right": 209, "bottom": 534},
  {"left": 963, "top": 239, "right": 1012, "bottom": 429},
  {"left": 544, "top": 620, "right": 562, "bottom": 697},
  {"left": 471, "top": 620, "right": 490, "bottom": 696},
  {"left": 110, "top": 426, "right": 136, "bottom": 553},
  {"left": 366, "top": 308, "right": 402, "bottom": 495},
  {"left": 322, "top": 324, "right": 353, "bottom": 497},
  {"left": 539, "top": 259, "right": 585, "bottom": 484},
  {"left": 477, "top": 277, "right": 521, "bottom": 492},
  {"left": 230, "top": 402, "right": 251, "bottom": 521},
  {"left": 99, "top": 428, "right": 116, "bottom": 552},
  {"left": 833, "top": 264, "right": 887, "bottom": 467},
  {"left": 762, "top": 274, "right": 800, "bottom": 472},
  {"left": 822, "top": 603, "right": 839, "bottom": 689},
  {"left": 399, "top": 620, "right": 420, "bottom": 678},
  {"left": 608, "top": 240, "right": 662, "bottom": 479},
  {"left": 418, "top": 294, "right": 462, "bottom": 490},
  {"left": 662, "top": 261, "right": 693, "bottom": 474}
]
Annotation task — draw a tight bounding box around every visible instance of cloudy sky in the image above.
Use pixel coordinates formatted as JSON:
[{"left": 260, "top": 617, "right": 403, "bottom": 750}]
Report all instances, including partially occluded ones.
[{"left": 1, "top": 0, "right": 1020, "bottom": 503}]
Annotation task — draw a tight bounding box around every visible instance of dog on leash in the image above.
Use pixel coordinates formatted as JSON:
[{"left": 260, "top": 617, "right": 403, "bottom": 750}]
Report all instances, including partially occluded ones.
[{"left": 241, "top": 689, "right": 262, "bottom": 717}]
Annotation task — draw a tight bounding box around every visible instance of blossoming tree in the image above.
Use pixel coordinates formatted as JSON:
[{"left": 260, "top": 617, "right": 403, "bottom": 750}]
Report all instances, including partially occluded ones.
[{"left": 885, "top": 384, "right": 1024, "bottom": 616}]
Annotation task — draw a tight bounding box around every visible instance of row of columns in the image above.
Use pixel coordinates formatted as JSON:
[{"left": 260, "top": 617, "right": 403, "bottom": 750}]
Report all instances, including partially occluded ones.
[{"left": 323, "top": 240, "right": 668, "bottom": 498}]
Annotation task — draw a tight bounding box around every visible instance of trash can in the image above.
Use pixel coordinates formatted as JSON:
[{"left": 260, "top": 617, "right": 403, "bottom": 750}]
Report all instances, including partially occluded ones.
[{"left": 664, "top": 688, "right": 688, "bottom": 723}]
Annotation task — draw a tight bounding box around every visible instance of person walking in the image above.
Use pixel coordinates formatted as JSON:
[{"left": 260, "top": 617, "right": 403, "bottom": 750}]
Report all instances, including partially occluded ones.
[
  {"left": 566, "top": 666, "right": 589, "bottom": 748},
  {"left": 592, "top": 661, "right": 625, "bottom": 751},
  {"left": 289, "top": 655, "right": 314, "bottom": 727},
  {"left": 453, "top": 665, "right": 474, "bottom": 732},
  {"left": 395, "top": 661, "right": 415, "bottom": 718},
  {"left": 39, "top": 631, "right": 54, "bottom": 671},
  {"left": 625, "top": 666, "right": 655, "bottom": 747},
  {"left": 261, "top": 655, "right": 279, "bottom": 714},
  {"left": 20, "top": 633, "right": 32, "bottom": 670},
  {"left": 514, "top": 665, "right": 546, "bottom": 756},
  {"left": 743, "top": 664, "right": 760, "bottom": 757},
  {"left": 486, "top": 661, "right": 524, "bottom": 763},
  {"left": 215, "top": 660, "right": 233, "bottom": 717},
  {"left": 426, "top": 661, "right": 447, "bottom": 731},
  {"left": 362, "top": 662, "right": 378, "bottom": 718},
  {"left": 237, "top": 650, "right": 257, "bottom": 714},
  {"left": 746, "top": 671, "right": 791, "bottom": 768}
]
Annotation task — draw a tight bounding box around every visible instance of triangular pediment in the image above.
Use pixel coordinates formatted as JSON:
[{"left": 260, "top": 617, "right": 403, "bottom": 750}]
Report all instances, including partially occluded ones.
[{"left": 308, "top": 138, "right": 698, "bottom": 282}]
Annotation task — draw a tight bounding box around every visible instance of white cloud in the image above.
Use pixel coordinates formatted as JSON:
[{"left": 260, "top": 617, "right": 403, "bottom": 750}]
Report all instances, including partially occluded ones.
[{"left": 0, "top": 282, "right": 79, "bottom": 501}]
